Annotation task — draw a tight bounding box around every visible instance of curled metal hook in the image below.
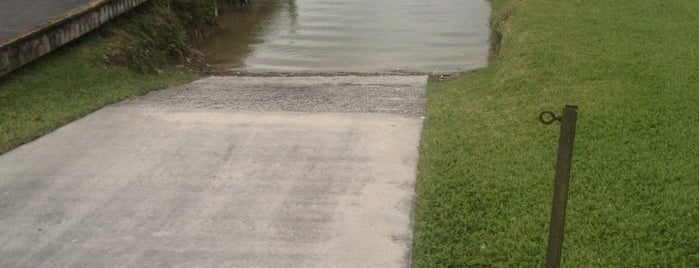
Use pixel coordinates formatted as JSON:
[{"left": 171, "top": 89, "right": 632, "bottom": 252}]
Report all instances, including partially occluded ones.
[{"left": 539, "top": 111, "right": 561, "bottom": 125}]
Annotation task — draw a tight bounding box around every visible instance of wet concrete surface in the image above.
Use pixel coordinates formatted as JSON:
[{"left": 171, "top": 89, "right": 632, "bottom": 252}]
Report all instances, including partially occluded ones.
[
  {"left": 125, "top": 76, "right": 426, "bottom": 117},
  {"left": 0, "top": 76, "right": 426, "bottom": 267}
]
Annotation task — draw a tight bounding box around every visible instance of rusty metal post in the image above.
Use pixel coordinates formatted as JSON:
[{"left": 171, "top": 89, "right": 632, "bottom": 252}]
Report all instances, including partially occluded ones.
[{"left": 540, "top": 105, "right": 578, "bottom": 268}]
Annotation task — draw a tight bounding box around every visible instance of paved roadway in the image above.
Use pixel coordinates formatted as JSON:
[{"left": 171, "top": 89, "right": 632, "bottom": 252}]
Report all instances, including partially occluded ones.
[
  {"left": 0, "top": 0, "right": 93, "bottom": 43},
  {"left": 0, "top": 76, "right": 426, "bottom": 267}
]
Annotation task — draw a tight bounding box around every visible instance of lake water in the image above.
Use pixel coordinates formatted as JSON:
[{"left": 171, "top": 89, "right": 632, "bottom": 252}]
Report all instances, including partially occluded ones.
[{"left": 201, "top": 0, "right": 490, "bottom": 74}]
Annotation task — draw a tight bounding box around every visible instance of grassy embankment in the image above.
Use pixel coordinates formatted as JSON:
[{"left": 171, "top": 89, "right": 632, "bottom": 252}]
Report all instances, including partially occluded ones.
[
  {"left": 0, "top": 0, "right": 246, "bottom": 154},
  {"left": 413, "top": 0, "right": 698, "bottom": 266}
]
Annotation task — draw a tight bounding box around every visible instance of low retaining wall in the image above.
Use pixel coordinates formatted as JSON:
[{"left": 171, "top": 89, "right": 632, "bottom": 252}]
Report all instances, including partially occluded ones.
[{"left": 0, "top": 0, "right": 150, "bottom": 77}]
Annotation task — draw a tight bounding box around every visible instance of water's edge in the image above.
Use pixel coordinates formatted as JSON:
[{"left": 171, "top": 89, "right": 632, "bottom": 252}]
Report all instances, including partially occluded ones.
[{"left": 201, "top": 0, "right": 491, "bottom": 74}]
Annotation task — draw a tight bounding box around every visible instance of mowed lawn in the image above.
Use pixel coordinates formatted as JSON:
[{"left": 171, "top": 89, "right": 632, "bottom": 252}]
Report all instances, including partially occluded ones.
[{"left": 413, "top": 0, "right": 698, "bottom": 267}]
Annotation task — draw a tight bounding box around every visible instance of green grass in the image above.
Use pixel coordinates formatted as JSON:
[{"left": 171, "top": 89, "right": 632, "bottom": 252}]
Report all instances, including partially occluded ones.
[
  {"left": 0, "top": 11, "right": 198, "bottom": 154},
  {"left": 413, "top": 0, "right": 699, "bottom": 266}
]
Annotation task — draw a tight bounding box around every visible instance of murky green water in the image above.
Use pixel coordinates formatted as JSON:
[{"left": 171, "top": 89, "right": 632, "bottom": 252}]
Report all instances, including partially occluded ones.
[{"left": 201, "top": 0, "right": 490, "bottom": 74}]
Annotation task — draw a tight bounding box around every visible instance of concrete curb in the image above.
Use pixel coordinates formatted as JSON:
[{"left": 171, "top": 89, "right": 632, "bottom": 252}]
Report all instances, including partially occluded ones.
[{"left": 0, "top": 0, "right": 150, "bottom": 77}]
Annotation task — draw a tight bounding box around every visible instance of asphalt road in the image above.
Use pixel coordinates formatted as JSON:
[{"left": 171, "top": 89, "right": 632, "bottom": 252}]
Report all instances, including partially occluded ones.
[
  {"left": 0, "top": 76, "right": 426, "bottom": 267},
  {"left": 0, "top": 0, "right": 93, "bottom": 42}
]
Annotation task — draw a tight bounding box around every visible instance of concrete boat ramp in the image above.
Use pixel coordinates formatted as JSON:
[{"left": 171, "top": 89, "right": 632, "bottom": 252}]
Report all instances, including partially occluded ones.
[{"left": 0, "top": 75, "right": 426, "bottom": 267}]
